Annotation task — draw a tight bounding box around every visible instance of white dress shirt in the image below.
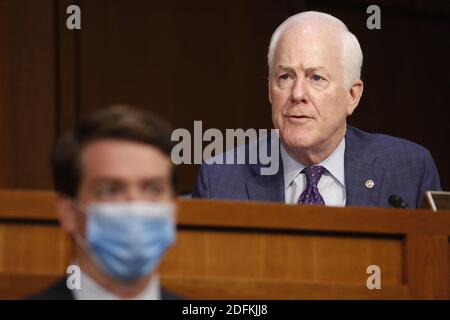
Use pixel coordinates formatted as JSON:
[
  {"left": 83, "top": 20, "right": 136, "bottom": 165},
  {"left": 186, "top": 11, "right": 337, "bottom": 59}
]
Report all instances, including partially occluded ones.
[
  {"left": 72, "top": 267, "right": 161, "bottom": 300},
  {"left": 281, "top": 138, "right": 346, "bottom": 206}
]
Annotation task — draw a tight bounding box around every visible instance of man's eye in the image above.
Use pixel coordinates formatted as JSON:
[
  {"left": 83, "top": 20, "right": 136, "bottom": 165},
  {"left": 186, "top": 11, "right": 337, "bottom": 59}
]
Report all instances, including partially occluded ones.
[
  {"left": 98, "top": 185, "right": 120, "bottom": 196},
  {"left": 143, "top": 184, "right": 163, "bottom": 195},
  {"left": 279, "top": 73, "right": 290, "bottom": 80},
  {"left": 311, "top": 74, "right": 324, "bottom": 82}
]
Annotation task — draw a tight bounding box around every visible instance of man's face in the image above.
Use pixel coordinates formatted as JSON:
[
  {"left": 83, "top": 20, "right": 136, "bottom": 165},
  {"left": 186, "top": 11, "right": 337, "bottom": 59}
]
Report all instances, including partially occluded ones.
[
  {"left": 78, "top": 139, "right": 174, "bottom": 204},
  {"left": 71, "top": 139, "right": 174, "bottom": 234},
  {"left": 269, "top": 24, "right": 357, "bottom": 156}
]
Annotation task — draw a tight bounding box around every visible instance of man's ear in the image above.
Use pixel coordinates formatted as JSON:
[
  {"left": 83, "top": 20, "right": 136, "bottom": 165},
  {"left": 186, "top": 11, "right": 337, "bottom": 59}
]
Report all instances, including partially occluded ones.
[
  {"left": 57, "top": 196, "right": 79, "bottom": 235},
  {"left": 346, "top": 79, "right": 364, "bottom": 115}
]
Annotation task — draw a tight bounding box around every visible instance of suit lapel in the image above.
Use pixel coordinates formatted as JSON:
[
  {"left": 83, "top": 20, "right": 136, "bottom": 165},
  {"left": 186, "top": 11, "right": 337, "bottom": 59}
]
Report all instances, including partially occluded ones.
[
  {"left": 345, "top": 156, "right": 385, "bottom": 206},
  {"left": 245, "top": 140, "right": 285, "bottom": 202},
  {"left": 246, "top": 163, "right": 285, "bottom": 202},
  {"left": 243, "top": 127, "right": 386, "bottom": 205},
  {"left": 344, "top": 127, "right": 385, "bottom": 206}
]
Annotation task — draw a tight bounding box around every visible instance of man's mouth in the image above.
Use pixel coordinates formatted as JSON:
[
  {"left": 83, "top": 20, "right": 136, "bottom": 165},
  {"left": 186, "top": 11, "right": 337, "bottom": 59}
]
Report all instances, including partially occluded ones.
[
  {"left": 289, "top": 115, "right": 312, "bottom": 119},
  {"left": 285, "top": 115, "right": 314, "bottom": 124},
  {"left": 287, "top": 114, "right": 313, "bottom": 119}
]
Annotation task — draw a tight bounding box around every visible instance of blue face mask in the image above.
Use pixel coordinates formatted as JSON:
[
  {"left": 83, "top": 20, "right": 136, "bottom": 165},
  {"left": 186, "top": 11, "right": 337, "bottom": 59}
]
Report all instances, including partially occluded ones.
[{"left": 77, "top": 202, "right": 176, "bottom": 282}]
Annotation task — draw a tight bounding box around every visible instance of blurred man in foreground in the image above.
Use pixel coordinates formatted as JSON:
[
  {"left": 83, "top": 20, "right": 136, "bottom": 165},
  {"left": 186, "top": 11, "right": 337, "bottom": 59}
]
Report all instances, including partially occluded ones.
[{"left": 32, "top": 105, "right": 180, "bottom": 299}]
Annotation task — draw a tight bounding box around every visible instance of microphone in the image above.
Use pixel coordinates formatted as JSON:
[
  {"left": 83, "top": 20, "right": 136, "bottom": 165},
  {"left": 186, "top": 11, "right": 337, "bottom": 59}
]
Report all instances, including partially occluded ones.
[{"left": 389, "top": 194, "right": 409, "bottom": 208}]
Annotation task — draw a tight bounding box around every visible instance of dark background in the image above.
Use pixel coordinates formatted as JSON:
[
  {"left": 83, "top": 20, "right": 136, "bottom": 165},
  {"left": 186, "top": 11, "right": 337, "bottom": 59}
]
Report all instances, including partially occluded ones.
[{"left": 0, "top": 0, "right": 449, "bottom": 194}]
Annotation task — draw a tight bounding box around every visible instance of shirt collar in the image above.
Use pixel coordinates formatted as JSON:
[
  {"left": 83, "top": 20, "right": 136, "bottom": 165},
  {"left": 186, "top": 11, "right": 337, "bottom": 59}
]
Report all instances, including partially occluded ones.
[
  {"left": 280, "top": 138, "right": 346, "bottom": 190},
  {"left": 73, "top": 265, "right": 161, "bottom": 300}
]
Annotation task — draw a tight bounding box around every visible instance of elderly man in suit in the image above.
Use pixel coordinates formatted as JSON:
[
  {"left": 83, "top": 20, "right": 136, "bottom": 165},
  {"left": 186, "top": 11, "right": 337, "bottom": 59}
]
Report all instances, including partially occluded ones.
[{"left": 193, "top": 11, "right": 441, "bottom": 208}]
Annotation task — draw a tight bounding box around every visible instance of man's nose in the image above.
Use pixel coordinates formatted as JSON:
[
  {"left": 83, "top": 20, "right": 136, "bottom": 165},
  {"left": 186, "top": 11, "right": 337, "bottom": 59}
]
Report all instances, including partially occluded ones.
[
  {"left": 291, "top": 78, "right": 307, "bottom": 103},
  {"left": 124, "top": 187, "right": 144, "bottom": 202}
]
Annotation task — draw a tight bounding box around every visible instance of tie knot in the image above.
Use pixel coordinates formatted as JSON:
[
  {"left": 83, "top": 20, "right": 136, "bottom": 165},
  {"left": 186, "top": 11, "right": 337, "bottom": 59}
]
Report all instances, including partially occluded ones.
[{"left": 301, "top": 166, "right": 326, "bottom": 187}]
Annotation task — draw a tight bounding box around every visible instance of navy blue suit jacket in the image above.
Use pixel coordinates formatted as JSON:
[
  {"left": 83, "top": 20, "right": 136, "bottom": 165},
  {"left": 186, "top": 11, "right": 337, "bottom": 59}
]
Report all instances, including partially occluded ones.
[
  {"left": 28, "top": 277, "right": 183, "bottom": 300},
  {"left": 192, "top": 126, "right": 442, "bottom": 208}
]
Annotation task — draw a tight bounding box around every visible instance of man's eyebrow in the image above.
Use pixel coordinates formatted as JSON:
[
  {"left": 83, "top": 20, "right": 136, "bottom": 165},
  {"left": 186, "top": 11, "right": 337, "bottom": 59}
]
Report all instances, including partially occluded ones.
[
  {"left": 92, "top": 176, "right": 165, "bottom": 183},
  {"left": 305, "top": 66, "right": 332, "bottom": 78},
  {"left": 276, "top": 65, "right": 329, "bottom": 72},
  {"left": 90, "top": 177, "right": 124, "bottom": 184},
  {"left": 277, "top": 64, "right": 295, "bottom": 71},
  {"left": 305, "top": 66, "right": 328, "bottom": 71},
  {"left": 139, "top": 177, "right": 167, "bottom": 183}
]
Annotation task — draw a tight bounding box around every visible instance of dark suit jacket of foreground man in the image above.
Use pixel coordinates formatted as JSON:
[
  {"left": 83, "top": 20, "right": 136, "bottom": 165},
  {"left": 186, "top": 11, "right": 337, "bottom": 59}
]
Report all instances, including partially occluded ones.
[
  {"left": 193, "top": 127, "right": 442, "bottom": 208},
  {"left": 29, "top": 277, "right": 182, "bottom": 300}
]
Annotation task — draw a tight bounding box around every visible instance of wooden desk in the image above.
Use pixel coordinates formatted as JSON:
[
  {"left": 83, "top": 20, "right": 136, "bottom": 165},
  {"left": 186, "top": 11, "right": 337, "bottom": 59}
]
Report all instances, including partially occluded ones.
[{"left": 0, "top": 190, "right": 449, "bottom": 299}]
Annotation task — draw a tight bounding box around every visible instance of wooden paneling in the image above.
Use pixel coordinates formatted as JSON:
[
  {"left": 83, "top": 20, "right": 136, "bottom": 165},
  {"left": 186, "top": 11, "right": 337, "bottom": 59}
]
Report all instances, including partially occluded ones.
[
  {"left": 0, "top": 190, "right": 449, "bottom": 299},
  {"left": 0, "top": 0, "right": 56, "bottom": 189},
  {"left": 0, "top": 0, "right": 449, "bottom": 192},
  {"left": 406, "top": 234, "right": 449, "bottom": 299},
  {"left": 0, "top": 224, "right": 71, "bottom": 299},
  {"left": 159, "top": 199, "right": 450, "bottom": 298},
  {"left": 0, "top": 190, "right": 69, "bottom": 299},
  {"left": 0, "top": 189, "right": 57, "bottom": 220},
  {"left": 0, "top": 0, "right": 10, "bottom": 186},
  {"left": 161, "top": 230, "right": 404, "bottom": 284},
  {"left": 75, "top": 0, "right": 293, "bottom": 193},
  {"left": 56, "top": 0, "right": 80, "bottom": 135},
  {"left": 175, "top": 199, "right": 450, "bottom": 234},
  {"left": 0, "top": 224, "right": 70, "bottom": 274},
  {"left": 160, "top": 278, "right": 410, "bottom": 300}
]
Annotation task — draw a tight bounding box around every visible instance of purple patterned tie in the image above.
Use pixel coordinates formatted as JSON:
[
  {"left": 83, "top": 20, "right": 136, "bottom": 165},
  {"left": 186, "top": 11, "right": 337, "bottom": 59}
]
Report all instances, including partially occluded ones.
[{"left": 298, "top": 166, "right": 326, "bottom": 205}]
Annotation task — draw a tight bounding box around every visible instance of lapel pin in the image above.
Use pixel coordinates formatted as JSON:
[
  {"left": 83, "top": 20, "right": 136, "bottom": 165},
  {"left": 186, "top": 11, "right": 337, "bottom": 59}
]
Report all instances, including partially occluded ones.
[{"left": 365, "top": 179, "right": 375, "bottom": 189}]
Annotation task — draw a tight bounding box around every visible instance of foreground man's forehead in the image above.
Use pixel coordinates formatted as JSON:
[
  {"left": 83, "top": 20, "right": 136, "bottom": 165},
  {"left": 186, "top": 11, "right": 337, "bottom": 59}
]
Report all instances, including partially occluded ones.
[{"left": 80, "top": 140, "right": 171, "bottom": 176}]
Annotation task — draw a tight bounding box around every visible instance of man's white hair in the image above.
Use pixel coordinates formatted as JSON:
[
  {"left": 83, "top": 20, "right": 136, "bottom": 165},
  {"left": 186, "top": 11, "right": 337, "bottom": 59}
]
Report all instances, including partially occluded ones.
[{"left": 267, "top": 11, "right": 363, "bottom": 88}]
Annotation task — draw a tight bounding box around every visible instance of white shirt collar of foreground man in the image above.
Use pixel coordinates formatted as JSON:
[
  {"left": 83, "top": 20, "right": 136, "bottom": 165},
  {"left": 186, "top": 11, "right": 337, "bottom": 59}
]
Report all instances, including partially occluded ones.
[
  {"left": 73, "top": 266, "right": 161, "bottom": 300},
  {"left": 281, "top": 137, "right": 346, "bottom": 206}
]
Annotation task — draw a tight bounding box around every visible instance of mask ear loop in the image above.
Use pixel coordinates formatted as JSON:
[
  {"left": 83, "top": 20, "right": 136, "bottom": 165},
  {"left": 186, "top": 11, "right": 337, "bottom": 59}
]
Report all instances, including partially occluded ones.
[
  {"left": 70, "top": 200, "right": 89, "bottom": 250},
  {"left": 69, "top": 199, "right": 87, "bottom": 248},
  {"left": 69, "top": 200, "right": 110, "bottom": 278}
]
